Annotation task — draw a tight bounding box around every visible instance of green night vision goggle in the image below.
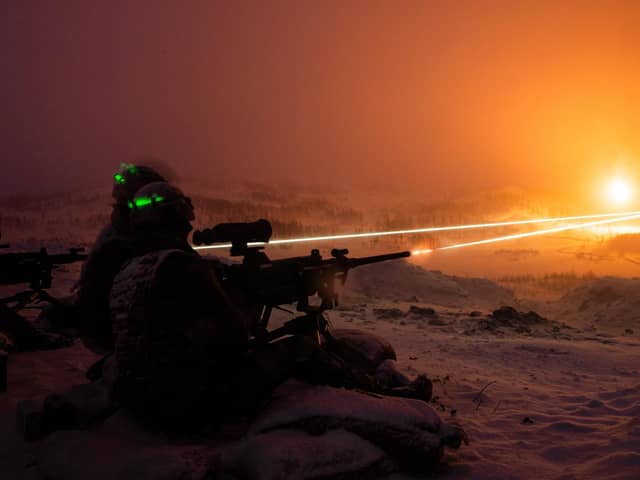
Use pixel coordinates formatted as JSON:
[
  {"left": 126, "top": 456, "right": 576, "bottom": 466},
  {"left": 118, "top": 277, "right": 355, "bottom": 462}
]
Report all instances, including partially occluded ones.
[
  {"left": 113, "top": 164, "right": 140, "bottom": 185},
  {"left": 127, "top": 195, "right": 165, "bottom": 210}
]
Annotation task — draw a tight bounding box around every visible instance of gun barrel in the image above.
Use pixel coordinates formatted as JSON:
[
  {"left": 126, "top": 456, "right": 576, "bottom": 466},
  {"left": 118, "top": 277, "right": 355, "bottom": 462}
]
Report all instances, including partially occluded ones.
[
  {"left": 47, "top": 252, "right": 88, "bottom": 264},
  {"left": 348, "top": 250, "right": 410, "bottom": 268}
]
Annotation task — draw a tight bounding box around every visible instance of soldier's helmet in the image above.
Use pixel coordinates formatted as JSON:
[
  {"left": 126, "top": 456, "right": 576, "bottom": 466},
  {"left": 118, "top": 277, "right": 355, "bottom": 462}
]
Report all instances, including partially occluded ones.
[
  {"left": 112, "top": 164, "right": 167, "bottom": 205},
  {"left": 129, "top": 182, "right": 195, "bottom": 233}
]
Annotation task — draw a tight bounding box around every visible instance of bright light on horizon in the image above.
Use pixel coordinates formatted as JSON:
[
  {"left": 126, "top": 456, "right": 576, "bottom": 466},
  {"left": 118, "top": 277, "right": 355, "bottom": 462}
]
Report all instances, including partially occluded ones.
[{"left": 606, "top": 178, "right": 633, "bottom": 206}]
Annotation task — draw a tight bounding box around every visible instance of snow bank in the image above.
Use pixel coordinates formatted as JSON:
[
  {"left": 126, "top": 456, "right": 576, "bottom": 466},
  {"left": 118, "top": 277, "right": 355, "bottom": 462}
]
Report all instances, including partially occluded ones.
[
  {"left": 558, "top": 277, "right": 640, "bottom": 331},
  {"left": 346, "top": 260, "right": 514, "bottom": 308}
]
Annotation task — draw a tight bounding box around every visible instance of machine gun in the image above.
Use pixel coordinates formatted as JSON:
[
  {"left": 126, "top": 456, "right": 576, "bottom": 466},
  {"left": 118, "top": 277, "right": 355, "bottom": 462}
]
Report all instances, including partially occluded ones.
[
  {"left": 0, "top": 242, "right": 87, "bottom": 311},
  {"left": 192, "top": 220, "right": 410, "bottom": 344},
  {"left": 0, "top": 237, "right": 84, "bottom": 384}
]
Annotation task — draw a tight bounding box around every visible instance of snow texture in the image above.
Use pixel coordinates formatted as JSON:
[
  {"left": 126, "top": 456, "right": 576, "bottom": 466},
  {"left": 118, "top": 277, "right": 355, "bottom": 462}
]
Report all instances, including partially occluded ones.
[
  {"left": 219, "top": 429, "right": 393, "bottom": 480},
  {"left": 2, "top": 253, "right": 640, "bottom": 479}
]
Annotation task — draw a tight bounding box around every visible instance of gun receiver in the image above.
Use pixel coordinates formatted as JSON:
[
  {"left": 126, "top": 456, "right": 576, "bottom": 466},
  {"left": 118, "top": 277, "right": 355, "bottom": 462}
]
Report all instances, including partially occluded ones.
[
  {"left": 0, "top": 247, "right": 88, "bottom": 290},
  {"left": 194, "top": 220, "right": 410, "bottom": 342}
]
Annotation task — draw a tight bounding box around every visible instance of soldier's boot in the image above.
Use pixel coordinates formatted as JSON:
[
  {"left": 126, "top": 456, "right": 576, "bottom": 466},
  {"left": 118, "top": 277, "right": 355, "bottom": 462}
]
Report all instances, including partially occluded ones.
[
  {"left": 381, "top": 374, "right": 433, "bottom": 402},
  {"left": 19, "top": 380, "right": 115, "bottom": 441},
  {"left": 35, "top": 297, "right": 81, "bottom": 336},
  {"left": 41, "top": 393, "right": 78, "bottom": 434},
  {"left": 16, "top": 394, "right": 76, "bottom": 443},
  {"left": 24, "top": 329, "right": 73, "bottom": 350},
  {"left": 1, "top": 305, "right": 72, "bottom": 351},
  {"left": 372, "top": 358, "right": 433, "bottom": 402}
]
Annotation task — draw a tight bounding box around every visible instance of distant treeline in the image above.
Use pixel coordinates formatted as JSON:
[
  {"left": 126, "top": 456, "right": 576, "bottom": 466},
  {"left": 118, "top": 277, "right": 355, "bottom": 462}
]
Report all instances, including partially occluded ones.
[
  {"left": 0, "top": 185, "right": 567, "bottom": 247},
  {"left": 497, "top": 271, "right": 597, "bottom": 291}
]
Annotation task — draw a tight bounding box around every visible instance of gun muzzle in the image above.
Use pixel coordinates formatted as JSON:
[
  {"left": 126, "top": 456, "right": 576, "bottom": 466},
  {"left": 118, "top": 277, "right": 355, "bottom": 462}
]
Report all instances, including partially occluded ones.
[{"left": 193, "top": 219, "right": 272, "bottom": 246}]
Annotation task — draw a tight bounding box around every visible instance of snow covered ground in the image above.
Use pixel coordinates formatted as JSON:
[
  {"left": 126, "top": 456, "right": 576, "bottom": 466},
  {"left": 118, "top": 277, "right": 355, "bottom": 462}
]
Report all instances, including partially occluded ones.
[
  {"left": 340, "top": 263, "right": 640, "bottom": 479},
  {"left": 1, "top": 253, "right": 639, "bottom": 478}
]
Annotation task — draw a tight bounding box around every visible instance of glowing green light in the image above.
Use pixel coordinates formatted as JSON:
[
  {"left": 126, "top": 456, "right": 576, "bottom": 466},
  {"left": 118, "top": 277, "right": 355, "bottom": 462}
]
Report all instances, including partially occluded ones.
[
  {"left": 128, "top": 165, "right": 138, "bottom": 174},
  {"left": 114, "top": 173, "right": 126, "bottom": 185},
  {"left": 135, "top": 197, "right": 153, "bottom": 208},
  {"left": 129, "top": 194, "right": 165, "bottom": 209}
]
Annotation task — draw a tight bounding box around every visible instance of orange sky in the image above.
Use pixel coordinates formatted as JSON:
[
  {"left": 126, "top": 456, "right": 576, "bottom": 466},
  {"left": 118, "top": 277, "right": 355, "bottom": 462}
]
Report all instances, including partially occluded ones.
[{"left": 2, "top": 1, "right": 639, "bottom": 202}]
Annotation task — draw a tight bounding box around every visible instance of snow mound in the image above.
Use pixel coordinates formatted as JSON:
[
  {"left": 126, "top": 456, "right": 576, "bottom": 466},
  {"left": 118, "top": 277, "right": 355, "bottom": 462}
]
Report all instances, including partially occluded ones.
[
  {"left": 558, "top": 277, "right": 640, "bottom": 330},
  {"left": 346, "top": 260, "right": 514, "bottom": 308},
  {"left": 536, "top": 384, "right": 640, "bottom": 480}
]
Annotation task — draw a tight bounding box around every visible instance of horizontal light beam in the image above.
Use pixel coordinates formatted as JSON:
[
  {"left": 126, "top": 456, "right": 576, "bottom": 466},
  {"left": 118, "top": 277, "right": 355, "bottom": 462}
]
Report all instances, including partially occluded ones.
[
  {"left": 193, "top": 210, "right": 640, "bottom": 251},
  {"left": 411, "top": 213, "right": 640, "bottom": 256}
]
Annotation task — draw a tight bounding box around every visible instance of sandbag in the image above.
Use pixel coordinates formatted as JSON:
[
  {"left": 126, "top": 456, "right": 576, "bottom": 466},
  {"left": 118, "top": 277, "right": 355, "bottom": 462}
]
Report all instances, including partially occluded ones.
[
  {"left": 328, "top": 328, "right": 396, "bottom": 372},
  {"left": 244, "top": 380, "right": 465, "bottom": 473},
  {"left": 219, "top": 429, "right": 393, "bottom": 480}
]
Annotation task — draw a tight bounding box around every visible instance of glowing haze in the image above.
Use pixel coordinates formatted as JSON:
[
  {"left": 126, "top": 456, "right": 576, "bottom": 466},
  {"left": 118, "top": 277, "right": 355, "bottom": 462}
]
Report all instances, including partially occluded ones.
[{"left": 1, "top": 1, "right": 639, "bottom": 200}]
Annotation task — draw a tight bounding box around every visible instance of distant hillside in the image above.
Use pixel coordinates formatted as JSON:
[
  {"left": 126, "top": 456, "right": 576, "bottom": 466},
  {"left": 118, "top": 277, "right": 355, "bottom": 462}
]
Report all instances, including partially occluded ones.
[
  {"left": 557, "top": 277, "right": 640, "bottom": 331},
  {"left": 0, "top": 182, "right": 569, "bottom": 251},
  {"left": 346, "top": 260, "right": 514, "bottom": 309}
]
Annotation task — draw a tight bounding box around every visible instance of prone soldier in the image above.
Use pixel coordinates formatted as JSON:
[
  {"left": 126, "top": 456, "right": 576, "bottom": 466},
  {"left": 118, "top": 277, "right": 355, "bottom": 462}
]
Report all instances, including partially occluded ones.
[
  {"left": 109, "top": 184, "right": 432, "bottom": 432},
  {"left": 75, "top": 163, "right": 167, "bottom": 353},
  {"left": 110, "top": 182, "right": 254, "bottom": 430}
]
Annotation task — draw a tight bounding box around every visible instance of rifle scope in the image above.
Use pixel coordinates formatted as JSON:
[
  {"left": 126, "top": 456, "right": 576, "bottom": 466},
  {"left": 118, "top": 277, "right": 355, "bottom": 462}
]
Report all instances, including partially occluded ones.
[{"left": 192, "top": 219, "right": 272, "bottom": 246}]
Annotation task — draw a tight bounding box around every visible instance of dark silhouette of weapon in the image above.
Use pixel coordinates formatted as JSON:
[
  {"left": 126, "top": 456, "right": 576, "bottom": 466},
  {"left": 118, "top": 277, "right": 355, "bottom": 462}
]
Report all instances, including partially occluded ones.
[
  {"left": 192, "top": 220, "right": 409, "bottom": 344},
  {"left": 0, "top": 238, "right": 85, "bottom": 387},
  {"left": 0, "top": 240, "right": 87, "bottom": 311},
  {"left": 0, "top": 247, "right": 87, "bottom": 290}
]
